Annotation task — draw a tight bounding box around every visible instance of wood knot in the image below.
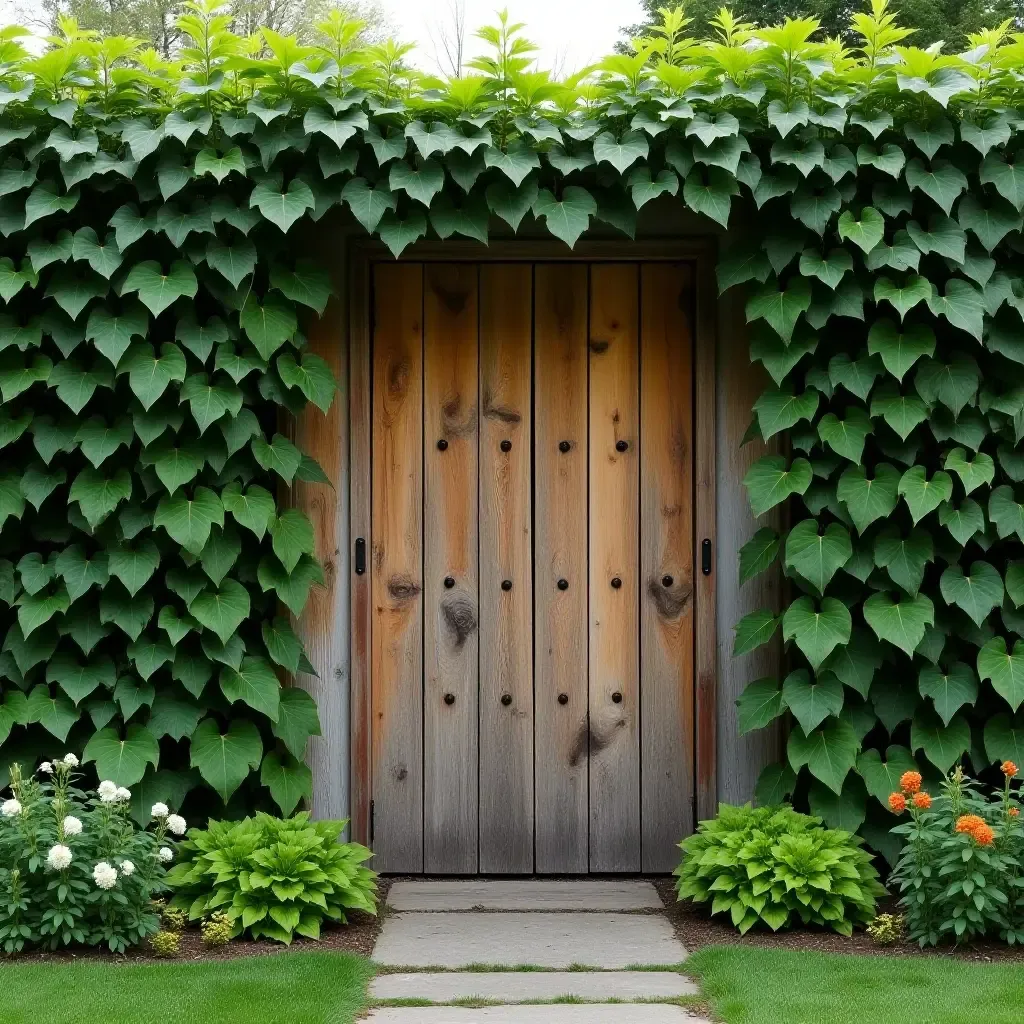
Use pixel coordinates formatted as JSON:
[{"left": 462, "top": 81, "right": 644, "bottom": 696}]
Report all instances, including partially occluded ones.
[
  {"left": 648, "top": 574, "right": 693, "bottom": 620},
  {"left": 442, "top": 595, "right": 477, "bottom": 650},
  {"left": 589, "top": 339, "right": 610, "bottom": 354},
  {"left": 387, "top": 574, "right": 421, "bottom": 601}
]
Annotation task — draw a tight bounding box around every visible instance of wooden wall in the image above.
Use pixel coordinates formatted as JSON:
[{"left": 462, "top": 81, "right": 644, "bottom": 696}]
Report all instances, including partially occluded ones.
[{"left": 291, "top": 203, "right": 782, "bottom": 831}]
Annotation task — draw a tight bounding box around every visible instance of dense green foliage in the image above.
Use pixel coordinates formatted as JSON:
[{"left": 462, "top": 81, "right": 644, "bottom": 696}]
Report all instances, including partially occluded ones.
[
  {"left": 890, "top": 765, "right": 1024, "bottom": 944},
  {"left": 0, "top": 0, "right": 1023, "bottom": 830},
  {"left": 687, "top": 946, "right": 1024, "bottom": 1024},
  {"left": 0, "top": 757, "right": 179, "bottom": 953},
  {"left": 1, "top": 949, "right": 375, "bottom": 1024},
  {"left": 166, "top": 812, "right": 376, "bottom": 943},
  {"left": 674, "top": 803, "right": 884, "bottom": 934}
]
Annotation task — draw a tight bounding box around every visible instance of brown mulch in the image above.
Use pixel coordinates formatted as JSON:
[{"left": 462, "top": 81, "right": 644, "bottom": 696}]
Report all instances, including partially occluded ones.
[
  {"left": 2, "top": 879, "right": 391, "bottom": 965},
  {"left": 652, "top": 877, "right": 1024, "bottom": 964}
]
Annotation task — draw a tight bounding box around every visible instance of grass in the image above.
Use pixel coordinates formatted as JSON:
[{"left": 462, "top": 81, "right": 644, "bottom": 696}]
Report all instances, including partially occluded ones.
[
  {"left": 0, "top": 950, "right": 375, "bottom": 1024},
  {"left": 687, "top": 946, "right": 1024, "bottom": 1024}
]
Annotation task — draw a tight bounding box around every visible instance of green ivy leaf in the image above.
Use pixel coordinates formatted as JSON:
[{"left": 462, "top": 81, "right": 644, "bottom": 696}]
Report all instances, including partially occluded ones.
[
  {"left": 592, "top": 130, "right": 649, "bottom": 174},
  {"left": 153, "top": 487, "right": 224, "bottom": 555},
  {"left": 733, "top": 609, "right": 780, "bottom": 656},
  {"left": 837, "top": 206, "right": 884, "bottom": 253},
  {"left": 108, "top": 538, "right": 161, "bottom": 597},
  {"left": 531, "top": 186, "right": 596, "bottom": 248},
  {"left": 984, "top": 713, "right": 1024, "bottom": 766},
  {"left": 376, "top": 209, "right": 427, "bottom": 258},
  {"left": 978, "top": 637, "right": 1024, "bottom": 712},
  {"left": 924, "top": 279, "right": 984, "bottom": 341},
  {"left": 817, "top": 407, "right": 871, "bottom": 463},
  {"left": 787, "top": 717, "right": 859, "bottom": 794},
  {"left": 745, "top": 278, "right": 811, "bottom": 344},
  {"left": 753, "top": 386, "right": 819, "bottom": 441},
  {"left": 856, "top": 745, "right": 920, "bottom": 806},
  {"left": 121, "top": 260, "right": 197, "bottom": 317},
  {"left": 86, "top": 300, "right": 149, "bottom": 367},
  {"left": 785, "top": 519, "right": 852, "bottom": 593},
  {"left": 270, "top": 508, "right": 315, "bottom": 574},
  {"left": 257, "top": 554, "right": 324, "bottom": 617},
  {"left": 782, "top": 596, "right": 852, "bottom": 670},
  {"left": 866, "top": 320, "right": 935, "bottom": 382},
  {"left": 25, "top": 685, "right": 77, "bottom": 740},
  {"left": 82, "top": 724, "right": 158, "bottom": 786},
  {"left": 221, "top": 482, "right": 275, "bottom": 540},
  {"left": 919, "top": 662, "right": 979, "bottom": 726},
  {"left": 220, "top": 656, "right": 280, "bottom": 721},
  {"left": 837, "top": 463, "right": 900, "bottom": 534},
  {"left": 736, "top": 677, "right": 785, "bottom": 734},
  {"left": 485, "top": 176, "right": 539, "bottom": 232},
  {"left": 898, "top": 466, "right": 953, "bottom": 524},
  {"left": 873, "top": 274, "right": 933, "bottom": 320},
  {"left": 682, "top": 166, "right": 737, "bottom": 229},
  {"left": 783, "top": 668, "right": 844, "bottom": 735},
  {"left": 190, "top": 578, "right": 250, "bottom": 645},
  {"left": 873, "top": 525, "right": 933, "bottom": 596},
  {"left": 738, "top": 528, "right": 781, "bottom": 584},
  {"left": 388, "top": 158, "right": 445, "bottom": 205},
  {"left": 272, "top": 687, "right": 321, "bottom": 760},
  {"left": 249, "top": 174, "right": 315, "bottom": 232},
  {"left": 911, "top": 708, "right": 970, "bottom": 773},
  {"left": 189, "top": 717, "right": 263, "bottom": 802},
  {"left": 260, "top": 750, "right": 311, "bottom": 815},
  {"left": 863, "top": 591, "right": 935, "bottom": 656},
  {"left": 940, "top": 561, "right": 1004, "bottom": 627}
]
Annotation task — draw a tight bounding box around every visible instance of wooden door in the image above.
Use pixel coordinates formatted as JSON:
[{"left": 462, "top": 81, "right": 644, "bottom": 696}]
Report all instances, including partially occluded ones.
[{"left": 368, "top": 260, "right": 696, "bottom": 874}]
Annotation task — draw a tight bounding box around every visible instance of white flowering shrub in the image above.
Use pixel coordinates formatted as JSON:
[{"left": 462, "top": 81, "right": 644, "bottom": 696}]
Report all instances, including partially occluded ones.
[{"left": 0, "top": 759, "right": 184, "bottom": 953}]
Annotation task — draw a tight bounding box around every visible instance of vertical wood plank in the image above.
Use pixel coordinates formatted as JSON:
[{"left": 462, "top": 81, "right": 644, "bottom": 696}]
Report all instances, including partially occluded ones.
[
  {"left": 588, "top": 263, "right": 641, "bottom": 873},
  {"left": 349, "top": 249, "right": 372, "bottom": 845},
  {"left": 478, "top": 264, "right": 534, "bottom": 874},
  {"left": 423, "top": 263, "right": 480, "bottom": 874},
  {"left": 371, "top": 262, "right": 424, "bottom": 873},
  {"left": 534, "top": 263, "right": 589, "bottom": 874},
  {"left": 291, "top": 239, "right": 349, "bottom": 822},
  {"left": 640, "top": 262, "right": 695, "bottom": 871},
  {"left": 695, "top": 257, "right": 718, "bottom": 821}
]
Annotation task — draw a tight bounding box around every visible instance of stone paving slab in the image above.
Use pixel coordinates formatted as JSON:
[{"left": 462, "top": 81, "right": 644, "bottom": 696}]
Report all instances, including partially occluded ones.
[
  {"left": 387, "top": 880, "right": 664, "bottom": 912},
  {"left": 366, "top": 1007, "right": 708, "bottom": 1023},
  {"left": 370, "top": 970, "right": 698, "bottom": 1002},
  {"left": 372, "top": 912, "right": 687, "bottom": 969}
]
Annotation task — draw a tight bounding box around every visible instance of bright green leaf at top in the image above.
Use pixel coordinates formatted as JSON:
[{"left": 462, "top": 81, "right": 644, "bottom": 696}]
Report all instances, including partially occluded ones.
[
  {"left": 121, "top": 260, "right": 197, "bottom": 317},
  {"left": 782, "top": 596, "right": 852, "bottom": 670},
  {"left": 863, "top": 591, "right": 935, "bottom": 656},
  {"left": 837, "top": 206, "right": 884, "bottom": 253}
]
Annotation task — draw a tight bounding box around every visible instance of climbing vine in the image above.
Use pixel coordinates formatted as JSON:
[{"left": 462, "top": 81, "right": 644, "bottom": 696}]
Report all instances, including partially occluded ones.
[{"left": 0, "top": 0, "right": 1022, "bottom": 839}]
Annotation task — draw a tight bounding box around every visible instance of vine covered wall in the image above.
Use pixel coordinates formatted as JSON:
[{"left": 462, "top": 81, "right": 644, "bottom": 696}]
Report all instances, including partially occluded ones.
[{"left": 0, "top": 0, "right": 1022, "bottom": 843}]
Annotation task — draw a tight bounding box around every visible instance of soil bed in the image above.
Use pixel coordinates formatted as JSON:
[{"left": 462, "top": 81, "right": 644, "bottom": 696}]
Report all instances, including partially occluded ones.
[
  {"left": 1, "top": 880, "right": 390, "bottom": 965},
  {"left": 653, "top": 878, "right": 1024, "bottom": 964}
]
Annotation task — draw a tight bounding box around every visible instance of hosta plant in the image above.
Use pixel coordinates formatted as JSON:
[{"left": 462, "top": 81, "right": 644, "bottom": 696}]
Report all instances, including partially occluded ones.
[
  {"left": 674, "top": 803, "right": 885, "bottom": 935},
  {"left": 889, "top": 763, "right": 1024, "bottom": 946},
  {"left": 0, "top": 756, "right": 183, "bottom": 952},
  {"left": 165, "top": 812, "right": 376, "bottom": 944}
]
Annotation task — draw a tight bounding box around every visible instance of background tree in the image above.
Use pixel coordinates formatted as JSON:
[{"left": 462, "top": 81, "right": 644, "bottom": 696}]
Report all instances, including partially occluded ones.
[{"left": 622, "top": 0, "right": 1023, "bottom": 48}]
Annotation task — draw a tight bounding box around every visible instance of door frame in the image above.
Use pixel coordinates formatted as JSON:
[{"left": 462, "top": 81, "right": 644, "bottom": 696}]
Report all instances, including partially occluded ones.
[{"left": 346, "top": 238, "right": 719, "bottom": 855}]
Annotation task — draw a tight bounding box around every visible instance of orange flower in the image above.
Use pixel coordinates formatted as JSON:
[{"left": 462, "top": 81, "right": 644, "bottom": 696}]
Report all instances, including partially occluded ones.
[
  {"left": 1002, "top": 761, "right": 1019, "bottom": 779},
  {"left": 900, "top": 771, "right": 922, "bottom": 795},
  {"left": 955, "top": 814, "right": 986, "bottom": 836},
  {"left": 888, "top": 792, "right": 907, "bottom": 813},
  {"left": 1010, "top": 807, "right": 1020, "bottom": 818},
  {"left": 974, "top": 823, "right": 995, "bottom": 846},
  {"left": 912, "top": 792, "right": 931, "bottom": 810}
]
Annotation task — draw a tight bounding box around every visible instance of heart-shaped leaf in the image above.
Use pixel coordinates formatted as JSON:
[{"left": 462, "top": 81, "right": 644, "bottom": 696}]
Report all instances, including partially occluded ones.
[
  {"left": 782, "top": 596, "right": 852, "bottom": 669},
  {"left": 863, "top": 591, "right": 935, "bottom": 656},
  {"left": 189, "top": 717, "right": 263, "bottom": 802}
]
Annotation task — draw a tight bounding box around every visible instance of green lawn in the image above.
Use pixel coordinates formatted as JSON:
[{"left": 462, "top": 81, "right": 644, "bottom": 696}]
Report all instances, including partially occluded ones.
[
  {"left": 0, "top": 950, "right": 374, "bottom": 1024},
  {"left": 687, "top": 946, "right": 1024, "bottom": 1024}
]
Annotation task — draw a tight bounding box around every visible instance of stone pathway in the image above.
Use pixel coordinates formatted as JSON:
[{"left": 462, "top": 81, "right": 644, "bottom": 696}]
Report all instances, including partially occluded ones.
[{"left": 364, "top": 880, "right": 710, "bottom": 1023}]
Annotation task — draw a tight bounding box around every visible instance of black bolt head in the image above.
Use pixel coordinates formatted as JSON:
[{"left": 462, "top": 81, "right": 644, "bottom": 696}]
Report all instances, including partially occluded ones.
[
  {"left": 558, "top": 440, "right": 571, "bottom": 453},
  {"left": 444, "top": 576, "right": 455, "bottom": 589},
  {"left": 611, "top": 577, "right": 622, "bottom": 589},
  {"left": 444, "top": 692, "right": 456, "bottom": 705},
  {"left": 662, "top": 575, "right": 674, "bottom": 588},
  {"left": 437, "top": 438, "right": 448, "bottom": 451},
  {"left": 501, "top": 694, "right": 512, "bottom": 706},
  {"left": 557, "top": 693, "right": 569, "bottom": 705},
  {"left": 500, "top": 439, "right": 512, "bottom": 452},
  {"left": 557, "top": 578, "right": 569, "bottom": 591},
  {"left": 612, "top": 691, "right": 623, "bottom": 704},
  {"left": 501, "top": 579, "right": 513, "bottom": 591},
  {"left": 615, "top": 440, "right": 628, "bottom": 453}
]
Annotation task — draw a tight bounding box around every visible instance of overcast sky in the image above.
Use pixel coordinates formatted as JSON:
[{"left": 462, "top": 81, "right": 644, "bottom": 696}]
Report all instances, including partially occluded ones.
[{"left": 0, "top": 1, "right": 643, "bottom": 71}]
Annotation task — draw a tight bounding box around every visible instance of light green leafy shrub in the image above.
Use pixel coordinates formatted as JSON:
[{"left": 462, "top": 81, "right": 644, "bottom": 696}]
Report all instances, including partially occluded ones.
[
  {"left": 165, "top": 812, "right": 376, "bottom": 944},
  {"left": 675, "top": 804, "right": 885, "bottom": 935},
  {"left": 150, "top": 928, "right": 180, "bottom": 957},
  {"left": 200, "top": 909, "right": 232, "bottom": 946}
]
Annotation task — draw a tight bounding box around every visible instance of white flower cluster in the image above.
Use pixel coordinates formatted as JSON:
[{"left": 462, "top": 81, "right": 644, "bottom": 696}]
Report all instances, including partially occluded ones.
[
  {"left": 98, "top": 781, "right": 131, "bottom": 804},
  {"left": 62, "top": 753, "right": 79, "bottom": 767},
  {"left": 158, "top": 847, "right": 174, "bottom": 863},
  {"left": 166, "top": 814, "right": 186, "bottom": 836},
  {"left": 120, "top": 860, "right": 135, "bottom": 877},
  {"left": 38, "top": 762, "right": 52, "bottom": 774},
  {"left": 47, "top": 844, "right": 73, "bottom": 870},
  {"left": 93, "top": 861, "right": 118, "bottom": 889},
  {"left": 151, "top": 802, "right": 169, "bottom": 819},
  {"left": 1, "top": 798, "right": 22, "bottom": 818},
  {"left": 62, "top": 815, "right": 83, "bottom": 837}
]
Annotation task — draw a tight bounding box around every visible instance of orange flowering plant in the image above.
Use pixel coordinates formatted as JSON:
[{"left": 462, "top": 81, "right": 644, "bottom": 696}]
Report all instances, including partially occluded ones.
[{"left": 888, "top": 764, "right": 1024, "bottom": 946}]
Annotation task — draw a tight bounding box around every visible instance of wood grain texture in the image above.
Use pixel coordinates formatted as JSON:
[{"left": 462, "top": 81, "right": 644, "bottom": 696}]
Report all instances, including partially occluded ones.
[
  {"left": 478, "top": 264, "right": 534, "bottom": 873},
  {"left": 716, "top": 290, "right": 783, "bottom": 804},
  {"left": 588, "top": 263, "right": 641, "bottom": 874},
  {"left": 291, "top": 247, "right": 349, "bottom": 822},
  {"left": 349, "top": 252, "right": 372, "bottom": 844},
  {"left": 371, "top": 261, "right": 424, "bottom": 873},
  {"left": 639, "top": 262, "right": 695, "bottom": 871},
  {"left": 534, "top": 263, "right": 589, "bottom": 874},
  {"left": 423, "top": 262, "right": 480, "bottom": 874},
  {"left": 695, "top": 257, "right": 719, "bottom": 821}
]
